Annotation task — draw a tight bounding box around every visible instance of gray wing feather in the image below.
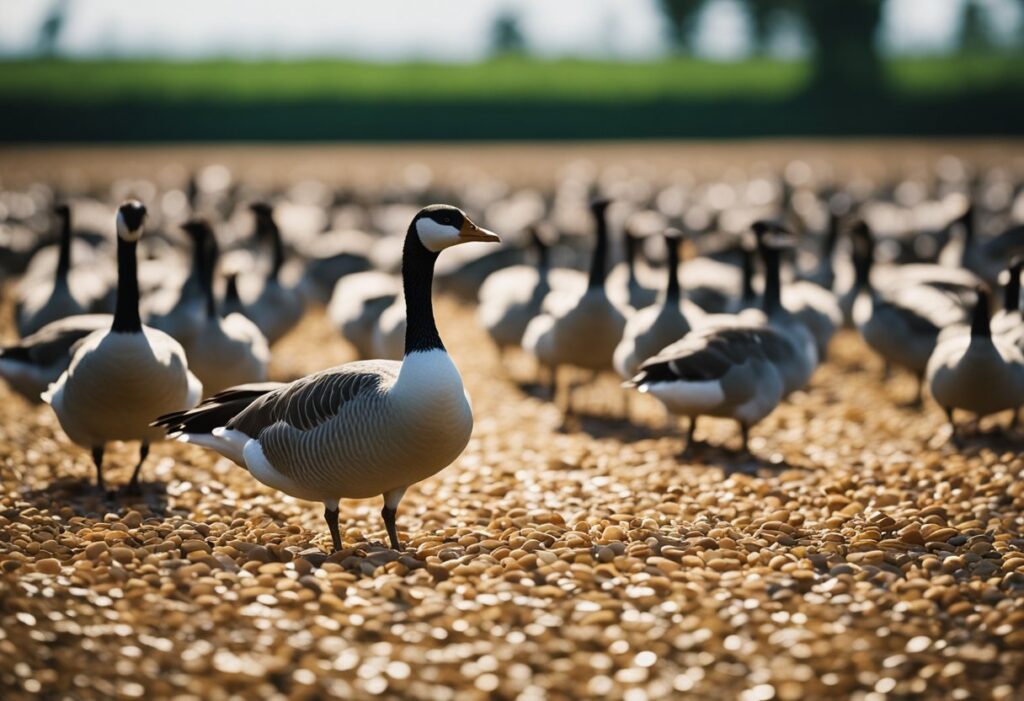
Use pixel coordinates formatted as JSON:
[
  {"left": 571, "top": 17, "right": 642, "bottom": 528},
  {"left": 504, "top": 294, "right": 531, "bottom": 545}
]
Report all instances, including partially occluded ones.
[{"left": 228, "top": 360, "right": 401, "bottom": 437}]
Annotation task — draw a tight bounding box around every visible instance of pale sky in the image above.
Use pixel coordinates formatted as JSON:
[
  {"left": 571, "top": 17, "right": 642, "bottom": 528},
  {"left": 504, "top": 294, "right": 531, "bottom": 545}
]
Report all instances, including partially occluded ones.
[{"left": 0, "top": 0, "right": 1020, "bottom": 61}]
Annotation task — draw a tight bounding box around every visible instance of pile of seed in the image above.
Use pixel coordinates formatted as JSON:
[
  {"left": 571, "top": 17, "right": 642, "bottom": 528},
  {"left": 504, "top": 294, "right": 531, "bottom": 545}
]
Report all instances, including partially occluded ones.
[{"left": 2, "top": 300, "right": 1023, "bottom": 701}]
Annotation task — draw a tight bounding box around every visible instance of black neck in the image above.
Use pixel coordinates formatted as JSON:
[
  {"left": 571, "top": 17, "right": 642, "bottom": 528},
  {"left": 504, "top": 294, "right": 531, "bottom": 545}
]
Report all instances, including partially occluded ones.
[
  {"left": 402, "top": 230, "right": 443, "bottom": 354},
  {"left": 531, "top": 230, "right": 549, "bottom": 273},
  {"left": 971, "top": 291, "right": 990, "bottom": 338},
  {"left": 111, "top": 238, "right": 142, "bottom": 333},
  {"left": 761, "top": 247, "right": 782, "bottom": 314},
  {"left": 625, "top": 233, "right": 638, "bottom": 283},
  {"left": 961, "top": 207, "right": 975, "bottom": 246},
  {"left": 55, "top": 211, "right": 72, "bottom": 285},
  {"left": 1004, "top": 264, "right": 1022, "bottom": 312},
  {"left": 853, "top": 233, "right": 874, "bottom": 293},
  {"left": 664, "top": 237, "right": 681, "bottom": 304},
  {"left": 588, "top": 208, "right": 609, "bottom": 290},
  {"left": 188, "top": 233, "right": 206, "bottom": 283},
  {"left": 259, "top": 218, "right": 284, "bottom": 281},
  {"left": 201, "top": 238, "right": 218, "bottom": 319},
  {"left": 740, "top": 247, "right": 756, "bottom": 305},
  {"left": 824, "top": 211, "right": 840, "bottom": 255},
  {"left": 226, "top": 275, "right": 240, "bottom": 306}
]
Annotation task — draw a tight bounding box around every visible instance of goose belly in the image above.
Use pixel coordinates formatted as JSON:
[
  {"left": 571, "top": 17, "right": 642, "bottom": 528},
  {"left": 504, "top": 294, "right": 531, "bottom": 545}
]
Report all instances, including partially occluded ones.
[
  {"left": 929, "top": 346, "right": 1024, "bottom": 415},
  {"left": 52, "top": 330, "right": 194, "bottom": 446}
]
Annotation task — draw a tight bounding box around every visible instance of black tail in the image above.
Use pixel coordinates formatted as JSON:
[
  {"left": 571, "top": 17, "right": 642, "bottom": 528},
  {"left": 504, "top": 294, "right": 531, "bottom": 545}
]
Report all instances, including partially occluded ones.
[{"left": 152, "top": 382, "right": 283, "bottom": 434}]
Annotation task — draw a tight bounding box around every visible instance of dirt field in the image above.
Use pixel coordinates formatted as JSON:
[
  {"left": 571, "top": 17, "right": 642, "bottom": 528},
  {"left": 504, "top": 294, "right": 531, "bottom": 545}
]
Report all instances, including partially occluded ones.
[{"left": 1, "top": 297, "right": 1023, "bottom": 700}]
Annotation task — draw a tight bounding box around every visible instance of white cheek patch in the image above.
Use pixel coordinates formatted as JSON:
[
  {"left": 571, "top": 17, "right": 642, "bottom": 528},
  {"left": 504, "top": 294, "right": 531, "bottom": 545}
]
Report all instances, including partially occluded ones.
[
  {"left": 416, "top": 218, "right": 461, "bottom": 252},
  {"left": 116, "top": 214, "right": 144, "bottom": 242}
]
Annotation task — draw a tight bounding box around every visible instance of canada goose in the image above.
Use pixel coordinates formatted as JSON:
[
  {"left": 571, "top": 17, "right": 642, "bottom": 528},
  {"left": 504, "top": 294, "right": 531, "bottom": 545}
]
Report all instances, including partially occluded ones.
[
  {"left": 153, "top": 205, "right": 500, "bottom": 552},
  {"left": 244, "top": 202, "right": 306, "bottom": 345},
  {"left": 607, "top": 218, "right": 659, "bottom": 310},
  {"left": 0, "top": 314, "right": 111, "bottom": 404},
  {"left": 43, "top": 202, "right": 203, "bottom": 492},
  {"left": 625, "top": 326, "right": 788, "bottom": 453},
  {"left": 16, "top": 205, "right": 101, "bottom": 337},
  {"left": 143, "top": 219, "right": 209, "bottom": 347},
  {"left": 992, "top": 258, "right": 1022, "bottom": 341},
  {"left": 800, "top": 205, "right": 842, "bottom": 290},
  {"left": 478, "top": 225, "right": 553, "bottom": 358},
  {"left": 927, "top": 287, "right": 1024, "bottom": 437},
  {"left": 522, "top": 198, "right": 627, "bottom": 415},
  {"left": 851, "top": 221, "right": 971, "bottom": 404},
  {"left": 613, "top": 230, "right": 704, "bottom": 379},
  {"left": 372, "top": 294, "right": 407, "bottom": 361},
  {"left": 178, "top": 219, "right": 270, "bottom": 397},
  {"left": 940, "top": 203, "right": 1024, "bottom": 286},
  {"left": 328, "top": 271, "right": 401, "bottom": 360}
]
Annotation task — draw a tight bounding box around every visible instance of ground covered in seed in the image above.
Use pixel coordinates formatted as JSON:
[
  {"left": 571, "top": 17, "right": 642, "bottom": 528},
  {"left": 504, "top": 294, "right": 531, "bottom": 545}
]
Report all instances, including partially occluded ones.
[{"left": 1, "top": 300, "right": 1023, "bottom": 701}]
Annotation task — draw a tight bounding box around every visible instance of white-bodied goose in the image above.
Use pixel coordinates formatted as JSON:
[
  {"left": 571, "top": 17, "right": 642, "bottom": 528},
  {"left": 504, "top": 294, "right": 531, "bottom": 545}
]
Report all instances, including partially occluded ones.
[
  {"left": 43, "top": 202, "right": 203, "bottom": 492},
  {"left": 328, "top": 270, "right": 401, "bottom": 360},
  {"left": 851, "top": 220, "right": 971, "bottom": 404},
  {"left": 613, "top": 230, "right": 704, "bottom": 379},
  {"left": 0, "top": 314, "right": 111, "bottom": 404},
  {"left": 478, "top": 225, "right": 554, "bottom": 358},
  {"left": 522, "top": 198, "right": 627, "bottom": 414},
  {"left": 927, "top": 287, "right": 1024, "bottom": 437},
  {"left": 625, "top": 325, "right": 788, "bottom": 453},
  {"left": 16, "top": 205, "right": 100, "bottom": 337},
  {"left": 244, "top": 202, "right": 306, "bottom": 345},
  {"left": 153, "top": 205, "right": 500, "bottom": 552},
  {"left": 142, "top": 220, "right": 209, "bottom": 347},
  {"left": 178, "top": 219, "right": 270, "bottom": 397}
]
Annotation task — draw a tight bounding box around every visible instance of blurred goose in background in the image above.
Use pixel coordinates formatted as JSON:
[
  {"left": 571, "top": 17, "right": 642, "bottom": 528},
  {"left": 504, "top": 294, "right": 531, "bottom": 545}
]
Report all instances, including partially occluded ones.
[
  {"left": 244, "top": 202, "right": 306, "bottom": 345},
  {"left": 940, "top": 202, "right": 1024, "bottom": 286},
  {"left": 178, "top": 219, "right": 270, "bottom": 397},
  {"left": 607, "top": 215, "right": 659, "bottom": 310},
  {"left": 43, "top": 202, "right": 202, "bottom": 492},
  {"left": 625, "top": 326, "right": 788, "bottom": 454},
  {"left": 522, "top": 198, "right": 627, "bottom": 416},
  {"left": 153, "top": 205, "right": 500, "bottom": 553},
  {"left": 613, "top": 229, "right": 704, "bottom": 379},
  {"left": 16, "top": 205, "right": 109, "bottom": 337},
  {"left": 329, "top": 270, "right": 401, "bottom": 360},
  {"left": 927, "top": 287, "right": 1024, "bottom": 438},
  {"left": 992, "top": 258, "right": 1023, "bottom": 342},
  {"left": 143, "top": 218, "right": 210, "bottom": 347},
  {"left": 478, "top": 224, "right": 556, "bottom": 361},
  {"left": 851, "top": 220, "right": 971, "bottom": 404},
  {"left": 0, "top": 314, "right": 111, "bottom": 404}
]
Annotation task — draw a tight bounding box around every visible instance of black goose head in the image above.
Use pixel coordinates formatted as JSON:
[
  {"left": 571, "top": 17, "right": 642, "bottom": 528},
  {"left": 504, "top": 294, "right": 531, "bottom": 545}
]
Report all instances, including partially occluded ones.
[
  {"left": 409, "top": 204, "right": 500, "bottom": 254},
  {"left": 116, "top": 201, "right": 147, "bottom": 242}
]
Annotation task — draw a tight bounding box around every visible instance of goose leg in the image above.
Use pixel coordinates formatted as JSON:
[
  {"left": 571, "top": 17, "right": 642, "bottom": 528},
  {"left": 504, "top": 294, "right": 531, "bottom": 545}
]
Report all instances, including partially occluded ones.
[
  {"left": 323, "top": 499, "right": 342, "bottom": 553},
  {"left": 123, "top": 442, "right": 149, "bottom": 495},
  {"left": 381, "top": 487, "right": 406, "bottom": 550},
  {"left": 912, "top": 373, "right": 925, "bottom": 408},
  {"left": 945, "top": 407, "right": 960, "bottom": 446},
  {"left": 548, "top": 365, "right": 558, "bottom": 401},
  {"left": 739, "top": 422, "right": 750, "bottom": 453},
  {"left": 680, "top": 416, "right": 699, "bottom": 458},
  {"left": 92, "top": 446, "right": 105, "bottom": 491}
]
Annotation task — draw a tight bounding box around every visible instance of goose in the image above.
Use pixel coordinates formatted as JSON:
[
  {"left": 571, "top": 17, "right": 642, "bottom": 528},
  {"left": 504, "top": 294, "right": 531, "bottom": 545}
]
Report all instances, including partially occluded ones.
[
  {"left": 478, "top": 225, "right": 554, "bottom": 360},
  {"left": 152, "top": 205, "right": 500, "bottom": 552},
  {"left": 624, "top": 325, "right": 788, "bottom": 454},
  {"left": 142, "top": 219, "right": 209, "bottom": 347},
  {"left": 0, "top": 314, "right": 111, "bottom": 404},
  {"left": 178, "top": 219, "right": 270, "bottom": 397},
  {"left": 926, "top": 287, "right": 1024, "bottom": 437},
  {"left": 243, "top": 202, "right": 306, "bottom": 345},
  {"left": 42, "top": 202, "right": 203, "bottom": 492},
  {"left": 992, "top": 258, "right": 1022, "bottom": 342},
  {"left": 522, "top": 198, "right": 627, "bottom": 415},
  {"left": 613, "top": 230, "right": 704, "bottom": 379},
  {"left": 699, "top": 232, "right": 818, "bottom": 397},
  {"left": 940, "top": 203, "right": 1024, "bottom": 286},
  {"left": 16, "top": 205, "right": 99, "bottom": 337},
  {"left": 607, "top": 218, "right": 659, "bottom": 310},
  {"left": 851, "top": 220, "right": 971, "bottom": 404},
  {"left": 800, "top": 205, "right": 842, "bottom": 290},
  {"left": 328, "top": 270, "right": 401, "bottom": 360},
  {"left": 372, "top": 294, "right": 407, "bottom": 361}
]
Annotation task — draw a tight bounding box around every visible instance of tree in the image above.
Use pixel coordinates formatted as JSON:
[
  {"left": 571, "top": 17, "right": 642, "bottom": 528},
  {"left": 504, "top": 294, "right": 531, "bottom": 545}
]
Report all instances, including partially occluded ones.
[
  {"left": 491, "top": 11, "right": 527, "bottom": 57},
  {"left": 659, "top": 0, "right": 707, "bottom": 53}
]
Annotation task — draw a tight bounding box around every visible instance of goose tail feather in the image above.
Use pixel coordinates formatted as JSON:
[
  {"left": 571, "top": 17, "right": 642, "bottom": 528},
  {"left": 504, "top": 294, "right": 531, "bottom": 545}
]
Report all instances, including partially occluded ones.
[{"left": 152, "top": 382, "right": 283, "bottom": 435}]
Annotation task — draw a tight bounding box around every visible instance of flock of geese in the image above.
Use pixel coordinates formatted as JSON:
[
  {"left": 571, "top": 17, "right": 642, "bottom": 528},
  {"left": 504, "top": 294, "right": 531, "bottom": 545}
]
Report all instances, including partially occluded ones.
[{"left": 1, "top": 163, "right": 1023, "bottom": 551}]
